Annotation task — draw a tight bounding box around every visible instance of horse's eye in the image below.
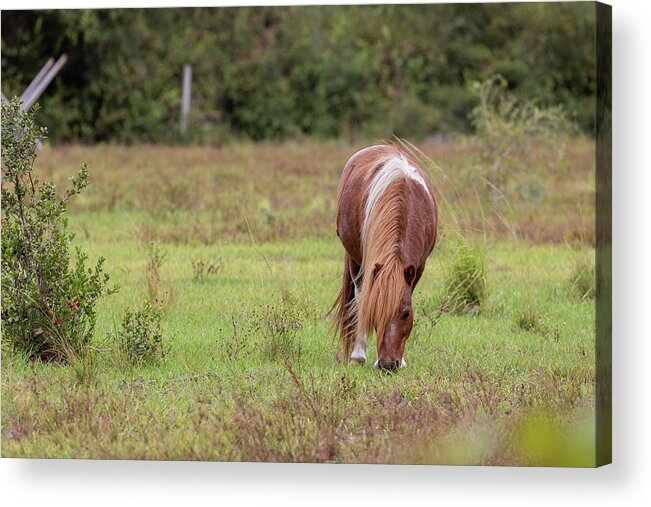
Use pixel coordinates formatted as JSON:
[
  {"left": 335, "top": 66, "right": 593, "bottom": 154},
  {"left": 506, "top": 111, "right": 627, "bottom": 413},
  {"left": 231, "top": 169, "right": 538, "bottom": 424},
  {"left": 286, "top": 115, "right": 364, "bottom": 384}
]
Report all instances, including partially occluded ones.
[{"left": 402, "top": 310, "right": 411, "bottom": 321}]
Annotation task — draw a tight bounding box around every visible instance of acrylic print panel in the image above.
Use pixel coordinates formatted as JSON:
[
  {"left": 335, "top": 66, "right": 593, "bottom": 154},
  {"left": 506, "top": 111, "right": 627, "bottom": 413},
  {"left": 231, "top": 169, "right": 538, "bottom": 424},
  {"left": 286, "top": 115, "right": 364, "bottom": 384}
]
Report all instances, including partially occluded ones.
[{"left": 0, "top": 2, "right": 611, "bottom": 466}]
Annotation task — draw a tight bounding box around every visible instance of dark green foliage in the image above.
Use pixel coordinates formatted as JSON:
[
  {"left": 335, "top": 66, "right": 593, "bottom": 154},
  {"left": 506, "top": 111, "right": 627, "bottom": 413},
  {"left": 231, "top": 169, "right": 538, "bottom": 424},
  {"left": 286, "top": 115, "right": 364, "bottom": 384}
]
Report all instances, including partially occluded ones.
[
  {"left": 1, "top": 3, "right": 597, "bottom": 143},
  {"left": 117, "top": 301, "right": 165, "bottom": 364},
  {"left": 1, "top": 99, "right": 115, "bottom": 362}
]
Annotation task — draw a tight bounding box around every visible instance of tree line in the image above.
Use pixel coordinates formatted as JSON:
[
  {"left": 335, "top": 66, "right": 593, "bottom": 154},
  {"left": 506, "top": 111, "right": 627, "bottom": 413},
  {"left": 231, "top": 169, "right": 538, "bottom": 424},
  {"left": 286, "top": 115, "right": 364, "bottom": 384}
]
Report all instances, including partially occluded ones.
[{"left": 1, "top": 3, "right": 597, "bottom": 144}]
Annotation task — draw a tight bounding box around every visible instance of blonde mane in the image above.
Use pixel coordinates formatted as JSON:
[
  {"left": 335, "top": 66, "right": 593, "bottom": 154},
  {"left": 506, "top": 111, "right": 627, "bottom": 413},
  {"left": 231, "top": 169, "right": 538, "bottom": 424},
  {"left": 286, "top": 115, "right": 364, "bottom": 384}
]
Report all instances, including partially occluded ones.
[{"left": 356, "top": 154, "right": 408, "bottom": 346}]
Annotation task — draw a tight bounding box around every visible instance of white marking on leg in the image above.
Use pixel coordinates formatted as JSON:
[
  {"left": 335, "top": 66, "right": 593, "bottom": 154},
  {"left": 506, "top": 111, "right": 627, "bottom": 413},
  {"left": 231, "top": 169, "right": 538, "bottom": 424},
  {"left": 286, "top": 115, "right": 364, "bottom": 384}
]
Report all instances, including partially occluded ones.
[{"left": 350, "top": 331, "right": 368, "bottom": 364}]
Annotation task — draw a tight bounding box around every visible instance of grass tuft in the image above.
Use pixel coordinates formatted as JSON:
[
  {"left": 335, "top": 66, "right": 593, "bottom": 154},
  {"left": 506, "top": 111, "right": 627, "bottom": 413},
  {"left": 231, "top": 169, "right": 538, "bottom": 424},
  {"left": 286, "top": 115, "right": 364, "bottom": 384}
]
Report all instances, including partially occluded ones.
[
  {"left": 443, "top": 239, "right": 488, "bottom": 315},
  {"left": 515, "top": 306, "right": 546, "bottom": 333},
  {"left": 191, "top": 257, "right": 223, "bottom": 282},
  {"left": 569, "top": 252, "right": 595, "bottom": 300}
]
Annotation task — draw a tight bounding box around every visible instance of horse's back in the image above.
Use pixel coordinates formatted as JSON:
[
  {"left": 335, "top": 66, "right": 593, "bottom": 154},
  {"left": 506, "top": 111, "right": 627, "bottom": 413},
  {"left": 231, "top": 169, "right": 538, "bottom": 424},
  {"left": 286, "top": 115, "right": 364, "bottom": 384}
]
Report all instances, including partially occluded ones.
[
  {"left": 336, "top": 145, "right": 396, "bottom": 199},
  {"left": 336, "top": 144, "right": 437, "bottom": 266},
  {"left": 336, "top": 145, "right": 394, "bottom": 262}
]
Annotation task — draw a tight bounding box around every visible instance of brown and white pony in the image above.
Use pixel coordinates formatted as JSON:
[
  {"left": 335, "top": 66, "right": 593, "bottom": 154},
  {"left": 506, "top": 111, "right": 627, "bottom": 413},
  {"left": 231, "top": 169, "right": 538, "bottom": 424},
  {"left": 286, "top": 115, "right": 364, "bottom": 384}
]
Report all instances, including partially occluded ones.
[{"left": 332, "top": 144, "right": 438, "bottom": 372}]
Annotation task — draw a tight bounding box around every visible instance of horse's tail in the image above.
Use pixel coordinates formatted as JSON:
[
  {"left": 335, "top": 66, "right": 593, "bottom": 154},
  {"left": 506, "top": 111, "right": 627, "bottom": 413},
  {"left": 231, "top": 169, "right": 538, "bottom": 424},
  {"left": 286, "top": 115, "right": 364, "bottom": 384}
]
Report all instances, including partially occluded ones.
[{"left": 328, "top": 252, "right": 357, "bottom": 360}]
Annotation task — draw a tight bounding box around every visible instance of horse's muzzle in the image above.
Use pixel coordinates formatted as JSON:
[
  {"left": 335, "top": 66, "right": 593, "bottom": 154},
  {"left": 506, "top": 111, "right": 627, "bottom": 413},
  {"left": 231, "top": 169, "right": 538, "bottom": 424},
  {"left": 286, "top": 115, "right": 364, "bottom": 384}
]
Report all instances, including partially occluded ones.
[{"left": 376, "top": 358, "right": 401, "bottom": 373}]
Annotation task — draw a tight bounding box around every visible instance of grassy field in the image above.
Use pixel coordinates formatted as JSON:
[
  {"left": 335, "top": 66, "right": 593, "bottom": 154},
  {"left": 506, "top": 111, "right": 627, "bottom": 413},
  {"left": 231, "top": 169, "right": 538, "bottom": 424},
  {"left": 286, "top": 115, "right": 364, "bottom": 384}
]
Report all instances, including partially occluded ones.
[{"left": 1, "top": 138, "right": 597, "bottom": 465}]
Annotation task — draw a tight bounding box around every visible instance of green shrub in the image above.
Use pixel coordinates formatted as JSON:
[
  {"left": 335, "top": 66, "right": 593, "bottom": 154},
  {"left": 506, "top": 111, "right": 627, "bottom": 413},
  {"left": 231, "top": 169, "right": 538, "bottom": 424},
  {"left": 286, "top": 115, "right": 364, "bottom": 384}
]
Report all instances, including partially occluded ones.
[
  {"left": 1, "top": 99, "right": 116, "bottom": 362},
  {"left": 443, "top": 239, "right": 488, "bottom": 315},
  {"left": 117, "top": 301, "right": 165, "bottom": 364}
]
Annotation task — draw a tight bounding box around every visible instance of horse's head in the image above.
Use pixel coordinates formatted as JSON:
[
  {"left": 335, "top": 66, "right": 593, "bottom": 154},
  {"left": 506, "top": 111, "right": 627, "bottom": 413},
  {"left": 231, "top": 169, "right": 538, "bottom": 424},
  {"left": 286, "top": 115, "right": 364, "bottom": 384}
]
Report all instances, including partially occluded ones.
[{"left": 374, "top": 264, "right": 416, "bottom": 373}]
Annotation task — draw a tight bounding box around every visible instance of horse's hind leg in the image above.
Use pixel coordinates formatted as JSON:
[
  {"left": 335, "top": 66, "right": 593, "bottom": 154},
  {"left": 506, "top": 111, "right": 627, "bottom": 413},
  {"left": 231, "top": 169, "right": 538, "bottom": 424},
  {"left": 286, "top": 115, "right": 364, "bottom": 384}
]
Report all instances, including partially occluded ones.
[{"left": 333, "top": 253, "right": 357, "bottom": 361}]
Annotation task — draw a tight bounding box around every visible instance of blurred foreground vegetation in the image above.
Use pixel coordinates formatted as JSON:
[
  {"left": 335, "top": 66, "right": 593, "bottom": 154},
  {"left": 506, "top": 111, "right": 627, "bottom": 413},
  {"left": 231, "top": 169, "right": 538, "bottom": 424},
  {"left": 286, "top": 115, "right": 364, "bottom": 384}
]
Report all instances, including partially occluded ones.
[{"left": 2, "top": 3, "right": 596, "bottom": 143}]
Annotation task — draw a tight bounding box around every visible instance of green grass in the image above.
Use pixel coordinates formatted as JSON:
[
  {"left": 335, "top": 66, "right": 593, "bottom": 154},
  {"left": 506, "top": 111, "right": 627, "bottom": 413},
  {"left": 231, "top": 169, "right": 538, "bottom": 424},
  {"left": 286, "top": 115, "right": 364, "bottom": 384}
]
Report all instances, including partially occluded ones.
[{"left": 1, "top": 140, "right": 597, "bottom": 465}]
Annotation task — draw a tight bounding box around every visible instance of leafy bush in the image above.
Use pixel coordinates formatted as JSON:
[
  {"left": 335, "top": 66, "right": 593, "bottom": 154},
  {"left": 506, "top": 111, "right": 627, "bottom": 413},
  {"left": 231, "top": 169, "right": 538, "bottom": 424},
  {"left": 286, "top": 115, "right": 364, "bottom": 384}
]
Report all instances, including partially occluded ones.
[
  {"left": 443, "top": 239, "right": 488, "bottom": 315},
  {"left": 1, "top": 99, "right": 116, "bottom": 362},
  {"left": 117, "top": 301, "right": 165, "bottom": 364}
]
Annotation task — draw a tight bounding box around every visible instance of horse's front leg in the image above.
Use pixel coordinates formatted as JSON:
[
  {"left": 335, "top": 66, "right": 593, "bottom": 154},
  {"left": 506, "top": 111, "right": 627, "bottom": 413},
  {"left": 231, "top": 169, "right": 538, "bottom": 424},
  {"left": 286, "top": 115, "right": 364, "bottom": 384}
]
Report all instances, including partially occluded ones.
[
  {"left": 350, "top": 329, "right": 369, "bottom": 364},
  {"left": 349, "top": 265, "right": 369, "bottom": 365}
]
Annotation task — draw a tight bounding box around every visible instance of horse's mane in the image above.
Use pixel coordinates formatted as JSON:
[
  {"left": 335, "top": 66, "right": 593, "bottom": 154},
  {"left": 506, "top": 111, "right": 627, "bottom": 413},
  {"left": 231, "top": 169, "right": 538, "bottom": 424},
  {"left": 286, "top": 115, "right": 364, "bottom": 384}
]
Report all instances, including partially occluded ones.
[{"left": 356, "top": 151, "right": 408, "bottom": 346}]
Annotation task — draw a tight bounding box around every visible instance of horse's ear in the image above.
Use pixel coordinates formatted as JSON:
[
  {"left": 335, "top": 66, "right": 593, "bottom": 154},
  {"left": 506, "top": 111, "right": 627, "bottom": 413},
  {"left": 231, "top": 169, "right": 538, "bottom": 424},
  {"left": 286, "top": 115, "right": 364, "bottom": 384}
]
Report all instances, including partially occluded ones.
[
  {"left": 373, "top": 263, "right": 383, "bottom": 278},
  {"left": 404, "top": 265, "right": 416, "bottom": 286}
]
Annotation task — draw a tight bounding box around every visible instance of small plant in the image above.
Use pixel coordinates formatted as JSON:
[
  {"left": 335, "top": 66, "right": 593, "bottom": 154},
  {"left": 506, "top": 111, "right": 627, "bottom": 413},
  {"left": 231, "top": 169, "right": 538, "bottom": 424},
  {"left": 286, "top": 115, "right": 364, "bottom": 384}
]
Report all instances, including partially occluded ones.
[
  {"left": 218, "top": 313, "right": 252, "bottom": 362},
  {"left": 145, "top": 242, "right": 167, "bottom": 302},
  {"left": 116, "top": 301, "right": 165, "bottom": 364},
  {"left": 569, "top": 252, "right": 595, "bottom": 300},
  {"left": 443, "top": 239, "right": 487, "bottom": 315},
  {"left": 72, "top": 347, "right": 99, "bottom": 385},
  {"left": 192, "top": 257, "right": 223, "bottom": 282},
  {"left": 256, "top": 289, "right": 307, "bottom": 362},
  {"left": 515, "top": 304, "right": 564, "bottom": 342},
  {"left": 1, "top": 99, "right": 116, "bottom": 362},
  {"left": 516, "top": 307, "right": 544, "bottom": 333}
]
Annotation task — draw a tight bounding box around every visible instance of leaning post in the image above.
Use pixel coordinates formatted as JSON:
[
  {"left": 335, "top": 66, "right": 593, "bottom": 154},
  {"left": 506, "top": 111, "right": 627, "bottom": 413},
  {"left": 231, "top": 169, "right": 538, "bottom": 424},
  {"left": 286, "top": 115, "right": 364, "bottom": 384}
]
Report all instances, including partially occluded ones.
[
  {"left": 21, "top": 54, "right": 68, "bottom": 111},
  {"left": 180, "top": 64, "right": 192, "bottom": 136},
  {"left": 20, "top": 57, "right": 55, "bottom": 103}
]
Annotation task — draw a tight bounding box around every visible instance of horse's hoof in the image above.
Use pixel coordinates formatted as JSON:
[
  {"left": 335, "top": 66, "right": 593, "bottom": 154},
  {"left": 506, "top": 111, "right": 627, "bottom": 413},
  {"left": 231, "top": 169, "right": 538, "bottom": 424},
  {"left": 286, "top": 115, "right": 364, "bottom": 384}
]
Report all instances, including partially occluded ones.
[{"left": 349, "top": 355, "right": 367, "bottom": 365}]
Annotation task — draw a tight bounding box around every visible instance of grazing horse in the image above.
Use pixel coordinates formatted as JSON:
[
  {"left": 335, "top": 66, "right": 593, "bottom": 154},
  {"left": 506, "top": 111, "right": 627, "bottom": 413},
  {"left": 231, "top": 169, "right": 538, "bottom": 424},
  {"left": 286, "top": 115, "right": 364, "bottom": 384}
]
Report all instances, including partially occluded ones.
[{"left": 332, "top": 144, "right": 438, "bottom": 372}]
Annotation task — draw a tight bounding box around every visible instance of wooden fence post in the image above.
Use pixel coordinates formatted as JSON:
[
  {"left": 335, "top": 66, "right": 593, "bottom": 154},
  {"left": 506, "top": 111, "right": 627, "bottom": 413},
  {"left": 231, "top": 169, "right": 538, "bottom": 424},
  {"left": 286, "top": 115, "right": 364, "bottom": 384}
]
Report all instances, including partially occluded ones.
[
  {"left": 21, "top": 54, "right": 68, "bottom": 111},
  {"left": 20, "top": 57, "right": 55, "bottom": 103},
  {"left": 181, "top": 64, "right": 192, "bottom": 135}
]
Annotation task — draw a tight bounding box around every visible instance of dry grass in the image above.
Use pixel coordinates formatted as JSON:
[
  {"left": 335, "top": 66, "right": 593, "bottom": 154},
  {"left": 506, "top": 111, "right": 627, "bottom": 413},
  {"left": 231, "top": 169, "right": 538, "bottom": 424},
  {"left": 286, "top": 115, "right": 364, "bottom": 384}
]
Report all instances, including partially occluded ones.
[
  {"left": 35, "top": 137, "right": 595, "bottom": 246},
  {"left": 2, "top": 357, "right": 594, "bottom": 464}
]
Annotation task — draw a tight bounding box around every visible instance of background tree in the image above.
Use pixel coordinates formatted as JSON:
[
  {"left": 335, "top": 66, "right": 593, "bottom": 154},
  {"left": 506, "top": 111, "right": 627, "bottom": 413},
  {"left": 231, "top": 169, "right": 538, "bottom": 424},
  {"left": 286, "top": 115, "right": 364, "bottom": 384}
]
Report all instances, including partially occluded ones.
[{"left": 1, "top": 3, "right": 596, "bottom": 144}]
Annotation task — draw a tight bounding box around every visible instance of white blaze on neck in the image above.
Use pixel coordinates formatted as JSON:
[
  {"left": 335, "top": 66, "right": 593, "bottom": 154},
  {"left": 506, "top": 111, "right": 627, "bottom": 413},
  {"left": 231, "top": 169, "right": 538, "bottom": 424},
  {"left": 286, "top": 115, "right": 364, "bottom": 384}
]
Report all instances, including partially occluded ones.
[{"left": 363, "top": 155, "right": 431, "bottom": 234}]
